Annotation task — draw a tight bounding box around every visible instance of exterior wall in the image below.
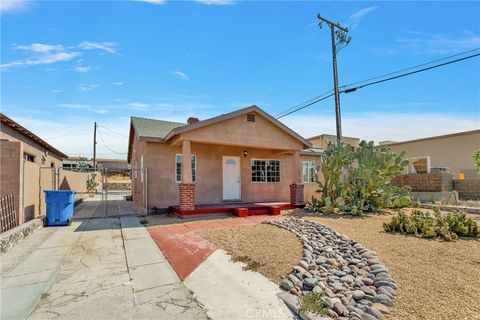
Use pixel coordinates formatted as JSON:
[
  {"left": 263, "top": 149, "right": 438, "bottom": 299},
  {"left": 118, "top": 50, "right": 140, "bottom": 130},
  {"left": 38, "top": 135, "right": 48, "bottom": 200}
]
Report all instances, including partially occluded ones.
[
  {"left": 309, "top": 135, "right": 359, "bottom": 149},
  {"left": 0, "top": 124, "right": 63, "bottom": 168},
  {"left": 0, "top": 140, "right": 23, "bottom": 225},
  {"left": 385, "top": 131, "right": 480, "bottom": 178},
  {"left": 23, "top": 161, "right": 41, "bottom": 221},
  {"left": 130, "top": 132, "right": 147, "bottom": 209},
  {"left": 143, "top": 141, "right": 306, "bottom": 209},
  {"left": 179, "top": 111, "right": 305, "bottom": 151}
]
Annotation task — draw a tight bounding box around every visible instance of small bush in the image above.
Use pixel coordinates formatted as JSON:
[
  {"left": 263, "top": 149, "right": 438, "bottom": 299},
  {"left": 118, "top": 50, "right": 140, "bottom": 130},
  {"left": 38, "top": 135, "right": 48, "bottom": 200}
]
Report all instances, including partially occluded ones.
[
  {"left": 383, "top": 208, "right": 480, "bottom": 241},
  {"left": 299, "top": 291, "right": 328, "bottom": 316}
]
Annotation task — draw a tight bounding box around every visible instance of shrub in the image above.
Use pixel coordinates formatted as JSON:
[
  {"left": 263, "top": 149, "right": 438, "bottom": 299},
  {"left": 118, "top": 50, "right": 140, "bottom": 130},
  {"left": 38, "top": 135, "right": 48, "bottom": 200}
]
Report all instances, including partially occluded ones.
[
  {"left": 308, "top": 140, "right": 411, "bottom": 215},
  {"left": 299, "top": 291, "right": 328, "bottom": 316},
  {"left": 383, "top": 208, "right": 480, "bottom": 241}
]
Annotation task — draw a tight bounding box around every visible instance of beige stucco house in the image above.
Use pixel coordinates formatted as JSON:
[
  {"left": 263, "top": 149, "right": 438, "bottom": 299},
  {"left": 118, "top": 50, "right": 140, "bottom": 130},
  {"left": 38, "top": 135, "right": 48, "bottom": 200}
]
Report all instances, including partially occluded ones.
[
  {"left": 1, "top": 113, "right": 67, "bottom": 226},
  {"left": 308, "top": 134, "right": 360, "bottom": 150},
  {"left": 128, "top": 105, "right": 322, "bottom": 214},
  {"left": 380, "top": 129, "right": 480, "bottom": 179}
]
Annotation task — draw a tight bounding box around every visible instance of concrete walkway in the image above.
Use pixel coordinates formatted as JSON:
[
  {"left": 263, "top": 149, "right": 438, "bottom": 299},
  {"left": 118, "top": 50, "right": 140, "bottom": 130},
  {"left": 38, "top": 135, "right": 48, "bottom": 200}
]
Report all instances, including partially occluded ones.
[{"left": 1, "top": 206, "right": 207, "bottom": 319}]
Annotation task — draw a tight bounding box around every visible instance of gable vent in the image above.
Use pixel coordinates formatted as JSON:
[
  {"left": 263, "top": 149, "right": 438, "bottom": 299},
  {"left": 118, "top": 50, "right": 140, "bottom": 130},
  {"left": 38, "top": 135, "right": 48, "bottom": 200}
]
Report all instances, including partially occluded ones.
[{"left": 247, "top": 114, "right": 256, "bottom": 122}]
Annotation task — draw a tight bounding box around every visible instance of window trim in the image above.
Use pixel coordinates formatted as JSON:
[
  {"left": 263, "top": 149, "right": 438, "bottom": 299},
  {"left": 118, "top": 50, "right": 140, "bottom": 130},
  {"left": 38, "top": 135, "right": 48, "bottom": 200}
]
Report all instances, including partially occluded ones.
[
  {"left": 250, "top": 158, "right": 281, "bottom": 183},
  {"left": 175, "top": 154, "right": 197, "bottom": 183},
  {"left": 302, "top": 161, "right": 316, "bottom": 183}
]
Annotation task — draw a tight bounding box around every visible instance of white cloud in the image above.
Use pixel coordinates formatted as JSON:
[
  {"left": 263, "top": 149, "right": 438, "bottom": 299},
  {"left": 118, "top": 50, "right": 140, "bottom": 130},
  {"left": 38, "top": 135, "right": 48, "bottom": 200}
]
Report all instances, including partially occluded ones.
[
  {"left": 60, "top": 103, "right": 92, "bottom": 109},
  {"left": 397, "top": 30, "right": 480, "bottom": 54},
  {"left": 0, "top": 0, "right": 30, "bottom": 13},
  {"left": 112, "top": 82, "right": 124, "bottom": 85},
  {"left": 137, "top": 0, "right": 166, "bottom": 4},
  {"left": 347, "top": 5, "right": 378, "bottom": 28},
  {"left": 128, "top": 102, "right": 149, "bottom": 110},
  {"left": 2, "top": 41, "right": 120, "bottom": 71},
  {"left": 195, "top": 0, "right": 234, "bottom": 5},
  {"left": 170, "top": 70, "right": 189, "bottom": 80},
  {"left": 93, "top": 109, "right": 107, "bottom": 114},
  {"left": 73, "top": 65, "right": 91, "bottom": 73},
  {"left": 77, "top": 84, "right": 99, "bottom": 91},
  {"left": 280, "top": 112, "right": 479, "bottom": 143},
  {"left": 52, "top": 89, "right": 64, "bottom": 93},
  {"left": 78, "top": 41, "right": 119, "bottom": 54}
]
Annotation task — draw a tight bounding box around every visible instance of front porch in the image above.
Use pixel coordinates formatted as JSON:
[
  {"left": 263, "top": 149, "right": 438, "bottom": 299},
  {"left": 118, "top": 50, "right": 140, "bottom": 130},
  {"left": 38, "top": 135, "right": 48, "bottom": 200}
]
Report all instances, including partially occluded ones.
[{"left": 170, "top": 201, "right": 304, "bottom": 217}]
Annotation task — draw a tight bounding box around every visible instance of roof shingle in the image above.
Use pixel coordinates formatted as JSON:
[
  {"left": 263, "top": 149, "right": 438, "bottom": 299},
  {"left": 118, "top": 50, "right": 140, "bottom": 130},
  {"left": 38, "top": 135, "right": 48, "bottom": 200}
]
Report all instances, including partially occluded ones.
[{"left": 131, "top": 116, "right": 185, "bottom": 140}]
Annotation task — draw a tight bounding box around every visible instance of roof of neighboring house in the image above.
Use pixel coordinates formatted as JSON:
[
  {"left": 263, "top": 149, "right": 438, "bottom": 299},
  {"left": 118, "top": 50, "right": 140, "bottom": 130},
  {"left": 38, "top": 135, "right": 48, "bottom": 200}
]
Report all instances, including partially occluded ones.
[
  {"left": 300, "top": 147, "right": 324, "bottom": 156},
  {"left": 0, "top": 113, "right": 68, "bottom": 159},
  {"left": 380, "top": 129, "right": 480, "bottom": 147},
  {"left": 128, "top": 105, "right": 312, "bottom": 162},
  {"left": 131, "top": 116, "right": 185, "bottom": 140}
]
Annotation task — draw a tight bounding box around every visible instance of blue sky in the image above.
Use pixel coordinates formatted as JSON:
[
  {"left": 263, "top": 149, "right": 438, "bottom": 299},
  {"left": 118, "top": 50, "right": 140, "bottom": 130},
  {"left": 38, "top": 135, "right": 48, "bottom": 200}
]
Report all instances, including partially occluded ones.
[{"left": 1, "top": 0, "right": 479, "bottom": 158}]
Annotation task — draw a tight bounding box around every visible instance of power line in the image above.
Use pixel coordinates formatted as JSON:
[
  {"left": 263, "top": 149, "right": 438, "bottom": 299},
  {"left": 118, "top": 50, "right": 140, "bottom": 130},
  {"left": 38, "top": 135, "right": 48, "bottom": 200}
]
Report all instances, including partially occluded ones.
[
  {"left": 342, "top": 52, "right": 480, "bottom": 94},
  {"left": 340, "top": 48, "right": 480, "bottom": 89},
  {"left": 97, "top": 130, "right": 126, "bottom": 155},
  {"left": 98, "top": 124, "right": 128, "bottom": 137},
  {"left": 274, "top": 50, "right": 480, "bottom": 119}
]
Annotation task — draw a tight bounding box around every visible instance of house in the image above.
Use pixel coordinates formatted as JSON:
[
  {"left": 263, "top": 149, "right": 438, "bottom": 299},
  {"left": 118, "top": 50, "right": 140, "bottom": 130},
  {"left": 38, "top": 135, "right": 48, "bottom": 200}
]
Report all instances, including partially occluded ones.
[
  {"left": 380, "top": 129, "right": 480, "bottom": 179},
  {"left": 308, "top": 133, "right": 360, "bottom": 150},
  {"left": 63, "top": 157, "right": 129, "bottom": 171},
  {"left": 127, "top": 105, "right": 322, "bottom": 215},
  {"left": 1, "top": 113, "right": 68, "bottom": 228}
]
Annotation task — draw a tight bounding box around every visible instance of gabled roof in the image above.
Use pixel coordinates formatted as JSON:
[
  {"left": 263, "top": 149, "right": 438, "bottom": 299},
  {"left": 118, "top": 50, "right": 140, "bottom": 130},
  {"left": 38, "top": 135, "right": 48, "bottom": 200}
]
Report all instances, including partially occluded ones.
[
  {"left": 0, "top": 113, "right": 68, "bottom": 159},
  {"left": 164, "top": 105, "right": 312, "bottom": 147},
  {"left": 131, "top": 116, "right": 185, "bottom": 140},
  {"left": 128, "top": 105, "right": 312, "bottom": 162}
]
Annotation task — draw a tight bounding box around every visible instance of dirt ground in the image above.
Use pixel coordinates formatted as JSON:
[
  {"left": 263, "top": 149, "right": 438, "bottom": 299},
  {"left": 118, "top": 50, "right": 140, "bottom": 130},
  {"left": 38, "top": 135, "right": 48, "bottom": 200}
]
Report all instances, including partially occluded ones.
[
  {"left": 200, "top": 224, "right": 302, "bottom": 284},
  {"left": 200, "top": 209, "right": 480, "bottom": 320}
]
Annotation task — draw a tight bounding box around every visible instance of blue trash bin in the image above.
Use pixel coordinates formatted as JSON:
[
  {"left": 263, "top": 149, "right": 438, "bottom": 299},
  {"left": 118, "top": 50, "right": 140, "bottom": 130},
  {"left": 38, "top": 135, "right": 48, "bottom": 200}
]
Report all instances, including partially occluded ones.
[{"left": 44, "top": 190, "right": 76, "bottom": 226}]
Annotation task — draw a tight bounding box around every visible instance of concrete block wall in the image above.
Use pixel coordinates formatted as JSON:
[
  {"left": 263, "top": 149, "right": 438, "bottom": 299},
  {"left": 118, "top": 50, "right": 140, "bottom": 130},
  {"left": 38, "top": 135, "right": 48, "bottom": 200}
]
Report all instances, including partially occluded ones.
[
  {"left": 0, "top": 139, "right": 23, "bottom": 226},
  {"left": 453, "top": 179, "right": 480, "bottom": 200},
  {"left": 391, "top": 173, "right": 453, "bottom": 192}
]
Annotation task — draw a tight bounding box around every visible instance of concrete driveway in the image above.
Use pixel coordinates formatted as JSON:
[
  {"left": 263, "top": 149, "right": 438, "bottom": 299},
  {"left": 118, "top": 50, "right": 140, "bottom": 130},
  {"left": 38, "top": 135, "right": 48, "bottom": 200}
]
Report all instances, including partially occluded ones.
[{"left": 1, "top": 201, "right": 208, "bottom": 320}]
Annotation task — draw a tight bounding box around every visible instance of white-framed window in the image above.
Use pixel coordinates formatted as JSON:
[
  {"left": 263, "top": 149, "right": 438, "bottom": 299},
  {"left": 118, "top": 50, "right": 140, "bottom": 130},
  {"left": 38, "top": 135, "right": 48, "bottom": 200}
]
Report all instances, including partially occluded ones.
[
  {"left": 302, "top": 161, "right": 316, "bottom": 183},
  {"left": 175, "top": 154, "right": 197, "bottom": 183},
  {"left": 251, "top": 159, "right": 280, "bottom": 183},
  {"left": 406, "top": 156, "right": 431, "bottom": 174}
]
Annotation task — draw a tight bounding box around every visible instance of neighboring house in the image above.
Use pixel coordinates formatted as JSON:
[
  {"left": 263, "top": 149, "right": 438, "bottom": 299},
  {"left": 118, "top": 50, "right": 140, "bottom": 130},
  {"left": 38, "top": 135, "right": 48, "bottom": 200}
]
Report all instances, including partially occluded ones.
[
  {"left": 0, "top": 113, "right": 68, "bottom": 227},
  {"left": 63, "top": 157, "right": 129, "bottom": 171},
  {"left": 127, "top": 105, "right": 322, "bottom": 213},
  {"left": 308, "top": 134, "right": 360, "bottom": 151},
  {"left": 380, "top": 129, "right": 480, "bottom": 179}
]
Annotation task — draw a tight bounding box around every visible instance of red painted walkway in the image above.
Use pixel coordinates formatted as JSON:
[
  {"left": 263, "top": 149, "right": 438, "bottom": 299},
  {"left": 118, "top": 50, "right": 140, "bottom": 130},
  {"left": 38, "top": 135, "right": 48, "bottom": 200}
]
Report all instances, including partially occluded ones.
[{"left": 147, "top": 215, "right": 284, "bottom": 280}]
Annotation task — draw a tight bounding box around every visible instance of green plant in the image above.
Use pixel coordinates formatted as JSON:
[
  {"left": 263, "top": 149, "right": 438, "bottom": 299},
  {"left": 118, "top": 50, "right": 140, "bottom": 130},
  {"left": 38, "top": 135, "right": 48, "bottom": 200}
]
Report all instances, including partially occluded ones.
[
  {"left": 383, "top": 208, "right": 480, "bottom": 241},
  {"left": 86, "top": 173, "right": 99, "bottom": 193},
  {"left": 299, "top": 291, "right": 328, "bottom": 316},
  {"left": 472, "top": 150, "right": 480, "bottom": 172}
]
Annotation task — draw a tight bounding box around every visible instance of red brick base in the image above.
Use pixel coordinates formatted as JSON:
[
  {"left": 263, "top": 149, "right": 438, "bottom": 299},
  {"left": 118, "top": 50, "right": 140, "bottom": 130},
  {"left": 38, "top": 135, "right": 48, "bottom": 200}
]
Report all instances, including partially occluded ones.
[
  {"left": 290, "top": 183, "right": 304, "bottom": 205},
  {"left": 179, "top": 183, "right": 195, "bottom": 211}
]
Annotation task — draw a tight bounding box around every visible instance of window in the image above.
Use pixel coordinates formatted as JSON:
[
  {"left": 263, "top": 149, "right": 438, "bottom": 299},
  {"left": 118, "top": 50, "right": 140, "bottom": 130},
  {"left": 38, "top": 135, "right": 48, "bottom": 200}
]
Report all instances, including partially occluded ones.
[
  {"left": 175, "top": 154, "right": 197, "bottom": 183},
  {"left": 407, "top": 156, "right": 430, "bottom": 174},
  {"left": 251, "top": 159, "right": 280, "bottom": 183},
  {"left": 23, "top": 153, "right": 35, "bottom": 162},
  {"left": 303, "top": 161, "right": 316, "bottom": 183}
]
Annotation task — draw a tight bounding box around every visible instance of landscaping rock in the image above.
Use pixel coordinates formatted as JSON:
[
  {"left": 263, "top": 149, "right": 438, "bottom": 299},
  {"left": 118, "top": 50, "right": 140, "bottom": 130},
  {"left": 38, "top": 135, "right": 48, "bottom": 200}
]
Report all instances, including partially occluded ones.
[{"left": 264, "top": 218, "right": 396, "bottom": 320}]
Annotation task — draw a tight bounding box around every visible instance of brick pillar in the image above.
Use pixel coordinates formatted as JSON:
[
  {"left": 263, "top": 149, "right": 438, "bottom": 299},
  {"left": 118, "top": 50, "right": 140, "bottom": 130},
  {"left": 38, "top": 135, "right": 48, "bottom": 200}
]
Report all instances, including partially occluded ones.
[
  {"left": 289, "top": 183, "right": 304, "bottom": 206},
  {"left": 179, "top": 183, "right": 195, "bottom": 211}
]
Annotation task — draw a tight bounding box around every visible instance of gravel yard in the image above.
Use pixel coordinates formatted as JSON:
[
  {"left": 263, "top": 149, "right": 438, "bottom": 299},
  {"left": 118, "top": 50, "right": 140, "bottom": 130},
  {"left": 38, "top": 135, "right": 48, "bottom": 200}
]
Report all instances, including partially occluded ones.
[
  {"left": 200, "top": 224, "right": 302, "bottom": 284},
  {"left": 200, "top": 210, "right": 480, "bottom": 320}
]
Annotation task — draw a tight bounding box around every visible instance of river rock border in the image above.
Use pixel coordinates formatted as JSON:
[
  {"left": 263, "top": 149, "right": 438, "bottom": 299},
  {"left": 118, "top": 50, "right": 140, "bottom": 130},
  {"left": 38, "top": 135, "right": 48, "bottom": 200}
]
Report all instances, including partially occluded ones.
[{"left": 263, "top": 218, "right": 396, "bottom": 320}]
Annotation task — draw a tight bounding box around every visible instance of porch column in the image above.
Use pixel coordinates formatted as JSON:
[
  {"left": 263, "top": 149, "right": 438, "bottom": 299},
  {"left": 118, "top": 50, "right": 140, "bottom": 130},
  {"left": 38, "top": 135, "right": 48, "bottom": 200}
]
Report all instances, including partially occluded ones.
[
  {"left": 290, "top": 151, "right": 304, "bottom": 206},
  {"left": 179, "top": 140, "right": 195, "bottom": 211}
]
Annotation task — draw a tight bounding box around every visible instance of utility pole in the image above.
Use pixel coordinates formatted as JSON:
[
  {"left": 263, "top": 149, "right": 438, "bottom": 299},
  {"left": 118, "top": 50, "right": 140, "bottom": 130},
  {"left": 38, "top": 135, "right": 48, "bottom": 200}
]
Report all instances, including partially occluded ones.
[
  {"left": 93, "top": 122, "right": 97, "bottom": 169},
  {"left": 317, "top": 14, "right": 351, "bottom": 142}
]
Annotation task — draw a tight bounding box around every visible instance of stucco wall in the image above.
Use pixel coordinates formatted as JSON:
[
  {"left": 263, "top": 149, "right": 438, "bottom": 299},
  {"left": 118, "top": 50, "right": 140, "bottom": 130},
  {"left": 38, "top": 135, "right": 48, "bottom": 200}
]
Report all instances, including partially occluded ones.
[
  {"left": 0, "top": 139, "right": 23, "bottom": 225},
  {"left": 309, "top": 135, "right": 359, "bottom": 149},
  {"left": 130, "top": 132, "right": 147, "bottom": 209},
  {"left": 179, "top": 111, "right": 305, "bottom": 150},
  {"left": 386, "top": 131, "right": 480, "bottom": 178},
  {"left": 0, "top": 124, "right": 63, "bottom": 167},
  {"left": 143, "top": 141, "right": 309, "bottom": 209}
]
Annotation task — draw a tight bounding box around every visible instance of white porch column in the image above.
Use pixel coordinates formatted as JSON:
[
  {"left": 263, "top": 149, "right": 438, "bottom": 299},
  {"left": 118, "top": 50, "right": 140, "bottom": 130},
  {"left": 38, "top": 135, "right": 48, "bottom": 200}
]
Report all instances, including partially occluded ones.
[{"left": 181, "top": 139, "right": 193, "bottom": 183}]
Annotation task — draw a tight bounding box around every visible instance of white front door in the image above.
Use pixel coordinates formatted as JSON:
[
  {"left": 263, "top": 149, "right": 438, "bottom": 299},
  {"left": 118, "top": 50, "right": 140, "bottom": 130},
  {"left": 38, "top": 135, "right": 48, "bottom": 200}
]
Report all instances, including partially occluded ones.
[{"left": 223, "top": 156, "right": 241, "bottom": 200}]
